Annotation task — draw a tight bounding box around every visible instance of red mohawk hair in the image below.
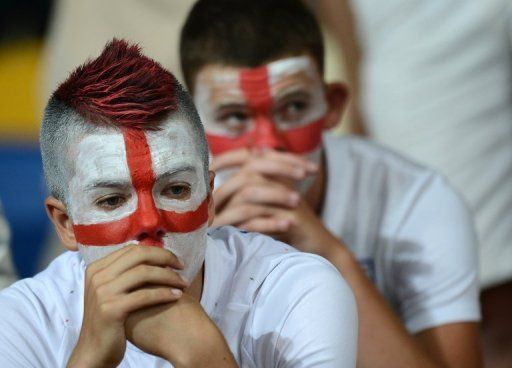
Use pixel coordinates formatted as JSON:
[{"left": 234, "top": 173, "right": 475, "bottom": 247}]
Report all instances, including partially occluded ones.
[{"left": 53, "top": 38, "right": 176, "bottom": 128}]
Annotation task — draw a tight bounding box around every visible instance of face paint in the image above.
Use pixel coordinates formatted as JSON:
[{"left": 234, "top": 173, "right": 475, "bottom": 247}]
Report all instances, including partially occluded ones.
[
  {"left": 68, "top": 120, "right": 209, "bottom": 280},
  {"left": 195, "top": 56, "right": 326, "bottom": 192}
]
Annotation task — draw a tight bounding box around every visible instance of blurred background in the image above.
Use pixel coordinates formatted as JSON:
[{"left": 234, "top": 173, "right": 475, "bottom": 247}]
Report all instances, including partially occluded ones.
[
  {"left": 0, "top": 0, "right": 53, "bottom": 278},
  {"left": 0, "top": 1, "right": 511, "bottom": 366}
]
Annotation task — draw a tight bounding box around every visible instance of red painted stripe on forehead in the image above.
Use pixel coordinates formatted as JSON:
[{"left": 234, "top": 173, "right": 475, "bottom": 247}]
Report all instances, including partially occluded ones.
[
  {"left": 123, "top": 129, "right": 155, "bottom": 190},
  {"left": 72, "top": 129, "right": 209, "bottom": 246},
  {"left": 239, "top": 66, "right": 272, "bottom": 114}
]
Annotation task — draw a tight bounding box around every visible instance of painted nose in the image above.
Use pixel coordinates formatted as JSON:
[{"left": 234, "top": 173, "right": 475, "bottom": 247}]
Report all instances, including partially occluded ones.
[
  {"left": 253, "top": 116, "right": 286, "bottom": 151},
  {"left": 135, "top": 191, "right": 165, "bottom": 246}
]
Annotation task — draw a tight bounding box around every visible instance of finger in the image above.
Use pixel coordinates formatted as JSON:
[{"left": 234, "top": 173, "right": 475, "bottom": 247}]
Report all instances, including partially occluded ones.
[
  {"left": 262, "top": 149, "right": 319, "bottom": 172},
  {"left": 213, "top": 203, "right": 275, "bottom": 227},
  {"left": 213, "top": 171, "right": 268, "bottom": 209},
  {"left": 210, "top": 148, "right": 251, "bottom": 171},
  {"left": 105, "top": 287, "right": 181, "bottom": 319},
  {"left": 230, "top": 184, "right": 300, "bottom": 208},
  {"left": 103, "top": 264, "right": 190, "bottom": 296},
  {"left": 246, "top": 157, "right": 314, "bottom": 181},
  {"left": 101, "top": 246, "right": 184, "bottom": 281},
  {"left": 86, "top": 245, "right": 135, "bottom": 276}
]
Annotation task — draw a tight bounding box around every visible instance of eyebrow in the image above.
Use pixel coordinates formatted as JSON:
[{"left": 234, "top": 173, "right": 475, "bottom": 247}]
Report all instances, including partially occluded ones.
[
  {"left": 156, "top": 165, "right": 197, "bottom": 182},
  {"left": 84, "top": 180, "right": 131, "bottom": 191},
  {"left": 83, "top": 166, "right": 197, "bottom": 191},
  {"left": 273, "top": 88, "right": 311, "bottom": 103},
  {"left": 214, "top": 102, "right": 248, "bottom": 111}
]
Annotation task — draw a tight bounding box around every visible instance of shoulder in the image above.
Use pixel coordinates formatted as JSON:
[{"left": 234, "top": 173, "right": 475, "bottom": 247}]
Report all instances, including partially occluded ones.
[
  {"left": 322, "top": 133, "right": 456, "bottom": 229},
  {"left": 0, "top": 250, "right": 84, "bottom": 326},
  {"left": 207, "top": 226, "right": 345, "bottom": 287},
  {"left": 206, "top": 227, "right": 358, "bottom": 365},
  {"left": 323, "top": 133, "right": 436, "bottom": 185},
  {"left": 0, "top": 251, "right": 84, "bottom": 364},
  {"left": 207, "top": 226, "right": 355, "bottom": 305}
]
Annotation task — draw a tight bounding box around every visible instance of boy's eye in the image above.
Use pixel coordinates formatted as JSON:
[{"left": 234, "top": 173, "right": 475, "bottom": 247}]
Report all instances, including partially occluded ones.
[
  {"left": 277, "top": 100, "right": 309, "bottom": 124},
  {"left": 217, "top": 109, "right": 251, "bottom": 134},
  {"left": 162, "top": 184, "right": 191, "bottom": 200},
  {"left": 96, "top": 195, "right": 127, "bottom": 210}
]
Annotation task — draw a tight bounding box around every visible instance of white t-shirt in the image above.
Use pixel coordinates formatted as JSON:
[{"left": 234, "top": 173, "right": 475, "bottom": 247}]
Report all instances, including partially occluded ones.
[
  {"left": 322, "top": 134, "right": 480, "bottom": 333},
  {"left": 350, "top": 0, "right": 512, "bottom": 287},
  {"left": 0, "top": 226, "right": 357, "bottom": 368}
]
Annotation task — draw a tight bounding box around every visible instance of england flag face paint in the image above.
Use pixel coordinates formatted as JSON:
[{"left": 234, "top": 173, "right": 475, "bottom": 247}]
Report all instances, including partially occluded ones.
[
  {"left": 194, "top": 56, "right": 326, "bottom": 192},
  {"left": 67, "top": 118, "right": 209, "bottom": 280}
]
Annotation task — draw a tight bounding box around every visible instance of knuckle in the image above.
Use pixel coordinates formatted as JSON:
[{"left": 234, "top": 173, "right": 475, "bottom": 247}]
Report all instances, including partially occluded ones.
[
  {"left": 85, "top": 263, "right": 99, "bottom": 278},
  {"left": 95, "top": 284, "right": 108, "bottom": 300},
  {"left": 89, "top": 273, "right": 104, "bottom": 289},
  {"left": 98, "top": 301, "right": 116, "bottom": 318}
]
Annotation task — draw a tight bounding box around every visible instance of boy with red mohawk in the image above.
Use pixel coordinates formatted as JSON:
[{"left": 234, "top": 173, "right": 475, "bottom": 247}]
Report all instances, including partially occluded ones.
[
  {"left": 0, "top": 39, "right": 357, "bottom": 367},
  {"left": 180, "top": 0, "right": 482, "bottom": 367}
]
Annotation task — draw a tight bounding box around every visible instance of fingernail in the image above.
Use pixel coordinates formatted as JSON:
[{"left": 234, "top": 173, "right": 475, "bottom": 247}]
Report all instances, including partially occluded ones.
[
  {"left": 171, "top": 288, "right": 183, "bottom": 297},
  {"left": 180, "top": 275, "right": 190, "bottom": 285},
  {"left": 177, "top": 258, "right": 185, "bottom": 268}
]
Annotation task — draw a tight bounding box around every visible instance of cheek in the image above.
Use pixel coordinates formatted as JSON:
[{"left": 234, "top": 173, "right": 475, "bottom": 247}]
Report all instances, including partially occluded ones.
[
  {"left": 278, "top": 117, "right": 325, "bottom": 154},
  {"left": 78, "top": 242, "right": 130, "bottom": 265},
  {"left": 162, "top": 224, "right": 208, "bottom": 281}
]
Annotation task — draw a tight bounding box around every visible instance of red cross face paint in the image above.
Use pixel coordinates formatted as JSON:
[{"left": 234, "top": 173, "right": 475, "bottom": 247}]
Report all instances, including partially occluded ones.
[
  {"left": 67, "top": 120, "right": 209, "bottom": 280},
  {"left": 194, "top": 56, "right": 327, "bottom": 192}
]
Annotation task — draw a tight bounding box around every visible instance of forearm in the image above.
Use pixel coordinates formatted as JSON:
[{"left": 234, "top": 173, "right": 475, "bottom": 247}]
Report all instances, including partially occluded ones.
[
  {"left": 324, "top": 239, "right": 441, "bottom": 368},
  {"left": 165, "top": 329, "right": 238, "bottom": 368}
]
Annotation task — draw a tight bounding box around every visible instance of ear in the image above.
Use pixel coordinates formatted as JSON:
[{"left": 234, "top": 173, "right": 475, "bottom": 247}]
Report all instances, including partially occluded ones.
[
  {"left": 207, "top": 171, "right": 216, "bottom": 226},
  {"left": 324, "top": 82, "right": 349, "bottom": 130},
  {"left": 44, "top": 197, "right": 78, "bottom": 251}
]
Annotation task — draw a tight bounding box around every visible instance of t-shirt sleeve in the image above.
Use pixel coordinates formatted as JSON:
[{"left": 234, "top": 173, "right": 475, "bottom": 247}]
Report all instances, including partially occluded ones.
[
  {"left": 246, "top": 255, "right": 358, "bottom": 368},
  {"left": 392, "top": 175, "right": 480, "bottom": 333},
  {"left": 0, "top": 282, "right": 64, "bottom": 367}
]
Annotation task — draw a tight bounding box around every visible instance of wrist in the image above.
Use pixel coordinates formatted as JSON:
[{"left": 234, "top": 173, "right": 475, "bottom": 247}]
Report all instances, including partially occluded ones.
[
  {"left": 68, "top": 334, "right": 120, "bottom": 368},
  {"left": 67, "top": 348, "right": 116, "bottom": 368}
]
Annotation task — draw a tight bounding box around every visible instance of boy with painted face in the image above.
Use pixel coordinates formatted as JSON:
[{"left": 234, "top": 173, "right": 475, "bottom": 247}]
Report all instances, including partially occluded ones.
[
  {"left": 181, "top": 1, "right": 483, "bottom": 367},
  {"left": 0, "top": 39, "right": 358, "bottom": 367}
]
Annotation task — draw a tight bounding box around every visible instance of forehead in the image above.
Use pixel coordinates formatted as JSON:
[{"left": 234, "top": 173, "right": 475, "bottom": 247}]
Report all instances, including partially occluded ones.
[
  {"left": 194, "top": 56, "right": 322, "bottom": 101},
  {"left": 69, "top": 117, "right": 202, "bottom": 181}
]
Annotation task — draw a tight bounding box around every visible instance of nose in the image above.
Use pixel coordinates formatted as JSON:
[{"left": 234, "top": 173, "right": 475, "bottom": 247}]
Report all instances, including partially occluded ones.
[
  {"left": 134, "top": 190, "right": 165, "bottom": 246},
  {"left": 253, "top": 116, "right": 286, "bottom": 151}
]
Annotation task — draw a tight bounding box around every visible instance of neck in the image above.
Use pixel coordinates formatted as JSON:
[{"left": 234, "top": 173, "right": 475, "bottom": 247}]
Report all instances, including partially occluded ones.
[{"left": 186, "top": 264, "right": 205, "bottom": 302}]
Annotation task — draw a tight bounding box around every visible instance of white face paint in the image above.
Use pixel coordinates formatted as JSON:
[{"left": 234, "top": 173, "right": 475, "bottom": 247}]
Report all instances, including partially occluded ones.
[
  {"left": 194, "top": 55, "right": 327, "bottom": 138},
  {"left": 195, "top": 55, "right": 327, "bottom": 194},
  {"left": 68, "top": 116, "right": 209, "bottom": 281}
]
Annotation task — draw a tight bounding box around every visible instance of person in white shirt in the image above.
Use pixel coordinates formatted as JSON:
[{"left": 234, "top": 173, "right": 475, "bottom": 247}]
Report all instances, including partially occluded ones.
[
  {"left": 312, "top": 1, "right": 512, "bottom": 365},
  {"left": 0, "top": 39, "right": 358, "bottom": 367},
  {"left": 180, "top": 1, "right": 482, "bottom": 367}
]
